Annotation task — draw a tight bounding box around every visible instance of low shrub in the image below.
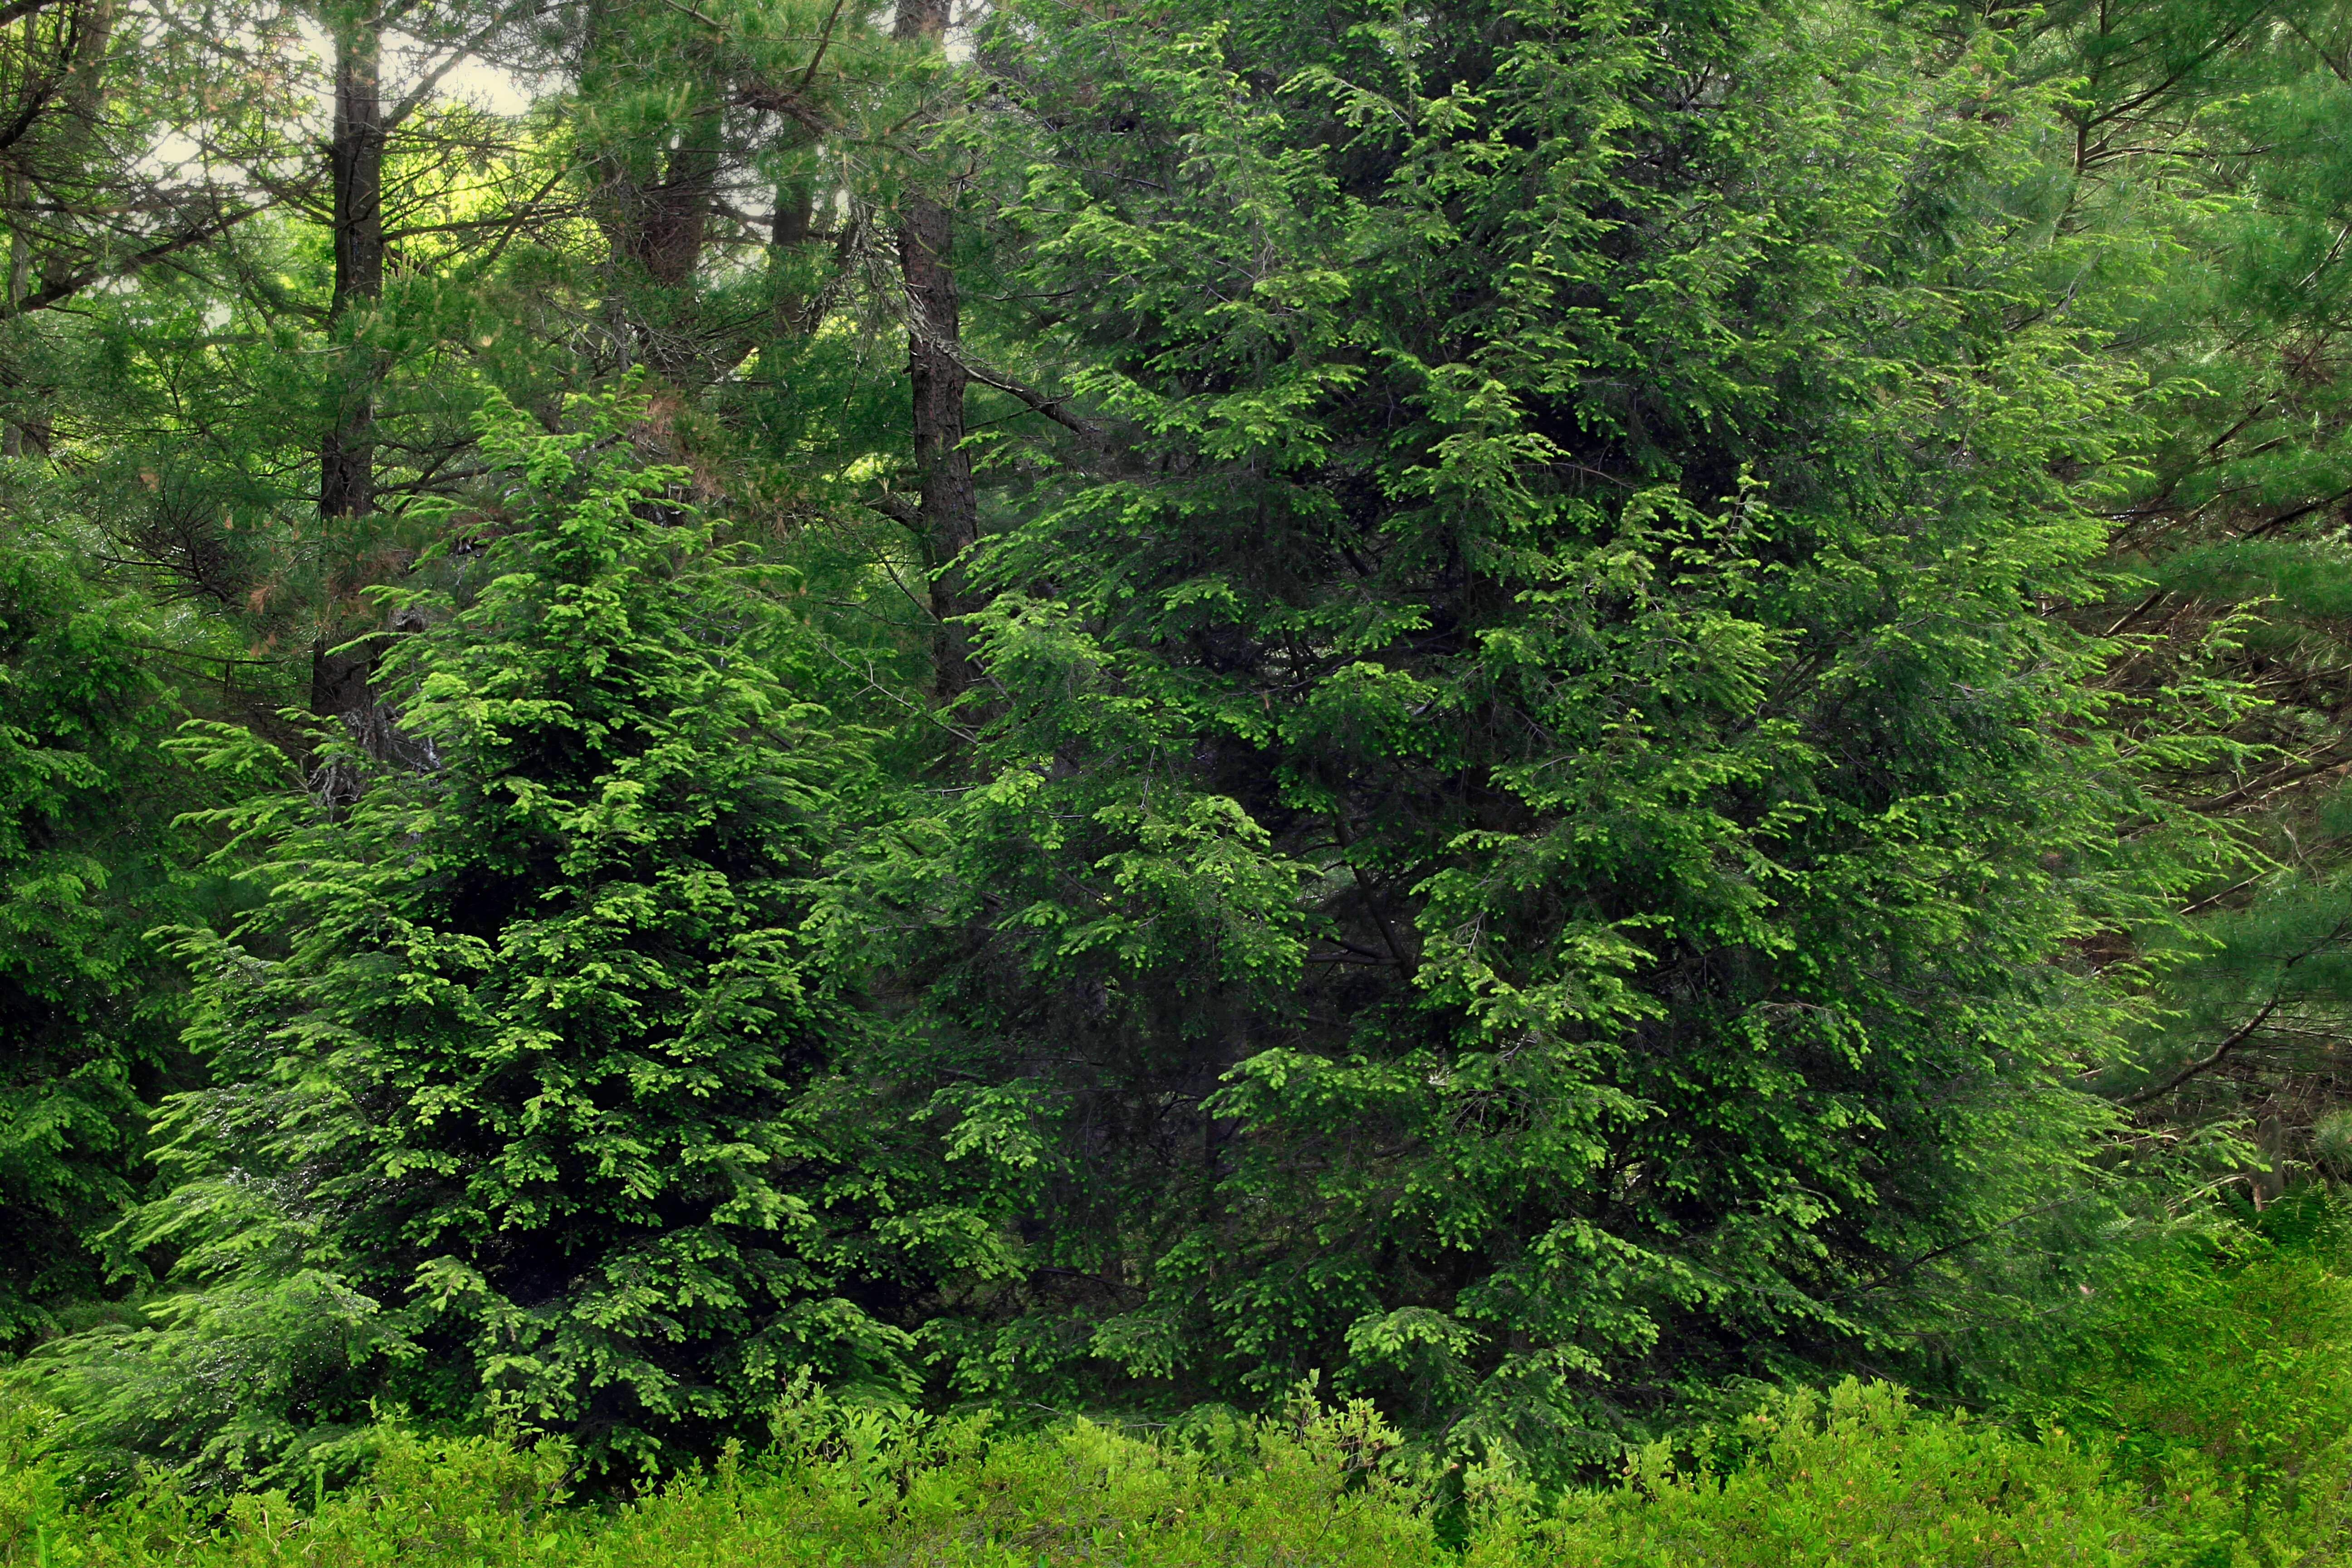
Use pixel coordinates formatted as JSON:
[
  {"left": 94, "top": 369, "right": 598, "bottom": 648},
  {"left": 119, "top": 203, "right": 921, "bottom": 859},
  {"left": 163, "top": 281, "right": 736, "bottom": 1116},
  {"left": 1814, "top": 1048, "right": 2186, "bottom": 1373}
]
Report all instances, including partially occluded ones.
[
  {"left": 14, "top": 1205, "right": 2352, "bottom": 1566},
  {"left": 2024, "top": 1196, "right": 2352, "bottom": 1501},
  {"left": 0, "top": 1377, "right": 2328, "bottom": 1567}
]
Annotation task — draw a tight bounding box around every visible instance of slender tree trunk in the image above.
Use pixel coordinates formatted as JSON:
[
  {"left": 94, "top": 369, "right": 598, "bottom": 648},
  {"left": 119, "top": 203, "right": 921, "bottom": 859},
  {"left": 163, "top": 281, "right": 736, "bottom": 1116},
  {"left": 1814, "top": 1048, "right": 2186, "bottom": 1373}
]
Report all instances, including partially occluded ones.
[
  {"left": 769, "top": 175, "right": 815, "bottom": 335},
  {"left": 3, "top": 163, "right": 29, "bottom": 460},
  {"left": 313, "top": 20, "right": 387, "bottom": 734},
  {"left": 895, "top": 0, "right": 979, "bottom": 703},
  {"left": 320, "top": 20, "right": 383, "bottom": 522}
]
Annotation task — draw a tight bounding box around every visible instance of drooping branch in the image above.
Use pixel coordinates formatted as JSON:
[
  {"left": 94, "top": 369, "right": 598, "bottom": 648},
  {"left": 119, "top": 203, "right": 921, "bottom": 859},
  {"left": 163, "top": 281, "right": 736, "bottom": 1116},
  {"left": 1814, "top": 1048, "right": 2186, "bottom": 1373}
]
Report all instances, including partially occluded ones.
[{"left": 951, "top": 350, "right": 1102, "bottom": 445}]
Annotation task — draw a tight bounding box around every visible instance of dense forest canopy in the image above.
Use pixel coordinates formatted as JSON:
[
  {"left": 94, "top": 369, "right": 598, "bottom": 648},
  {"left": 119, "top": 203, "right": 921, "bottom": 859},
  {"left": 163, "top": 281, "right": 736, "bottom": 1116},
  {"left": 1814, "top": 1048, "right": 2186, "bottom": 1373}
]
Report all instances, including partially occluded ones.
[{"left": 0, "top": 0, "right": 2347, "bottom": 1493}]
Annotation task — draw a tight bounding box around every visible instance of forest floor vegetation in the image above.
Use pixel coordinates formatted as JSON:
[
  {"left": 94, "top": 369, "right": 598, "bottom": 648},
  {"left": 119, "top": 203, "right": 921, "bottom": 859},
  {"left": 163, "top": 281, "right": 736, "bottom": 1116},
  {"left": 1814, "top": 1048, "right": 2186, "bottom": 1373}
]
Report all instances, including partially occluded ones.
[{"left": 6, "top": 1199, "right": 2352, "bottom": 1568}]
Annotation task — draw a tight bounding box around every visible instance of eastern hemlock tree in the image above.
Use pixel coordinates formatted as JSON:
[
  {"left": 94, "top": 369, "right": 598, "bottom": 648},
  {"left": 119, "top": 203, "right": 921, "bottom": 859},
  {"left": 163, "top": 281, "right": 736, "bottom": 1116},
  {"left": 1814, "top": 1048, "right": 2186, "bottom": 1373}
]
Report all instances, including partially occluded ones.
[
  {"left": 40, "top": 392, "right": 991, "bottom": 1484},
  {"left": 0, "top": 519, "right": 205, "bottom": 1345},
  {"left": 861, "top": 0, "right": 2229, "bottom": 1465}
]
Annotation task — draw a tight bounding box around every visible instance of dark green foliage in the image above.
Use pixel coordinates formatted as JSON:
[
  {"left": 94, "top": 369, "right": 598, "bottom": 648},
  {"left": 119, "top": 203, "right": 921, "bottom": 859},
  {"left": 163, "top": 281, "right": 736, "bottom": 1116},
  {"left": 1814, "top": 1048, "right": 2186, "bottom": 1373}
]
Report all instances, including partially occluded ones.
[
  {"left": 0, "top": 522, "right": 201, "bottom": 1345},
  {"left": 857, "top": 0, "right": 2230, "bottom": 1460},
  {"left": 30, "top": 394, "right": 995, "bottom": 1481},
  {"left": 6, "top": 0, "right": 2352, "bottom": 1499}
]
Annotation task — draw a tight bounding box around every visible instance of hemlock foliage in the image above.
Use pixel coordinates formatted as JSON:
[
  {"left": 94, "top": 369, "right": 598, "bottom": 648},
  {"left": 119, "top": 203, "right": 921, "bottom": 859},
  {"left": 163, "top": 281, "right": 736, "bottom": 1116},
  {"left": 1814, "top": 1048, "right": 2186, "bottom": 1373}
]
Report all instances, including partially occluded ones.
[
  {"left": 0, "top": 0, "right": 2346, "bottom": 1499},
  {"left": 874, "top": 0, "right": 2227, "bottom": 1461},
  {"left": 33, "top": 398, "right": 988, "bottom": 1481},
  {"left": 0, "top": 525, "right": 204, "bottom": 1347}
]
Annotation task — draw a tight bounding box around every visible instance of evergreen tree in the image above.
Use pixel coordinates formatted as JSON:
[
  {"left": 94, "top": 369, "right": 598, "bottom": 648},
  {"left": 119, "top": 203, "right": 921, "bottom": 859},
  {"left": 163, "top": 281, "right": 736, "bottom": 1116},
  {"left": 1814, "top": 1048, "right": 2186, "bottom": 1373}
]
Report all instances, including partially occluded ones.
[
  {"left": 0, "top": 511, "right": 204, "bottom": 1344},
  {"left": 1867, "top": 0, "right": 2352, "bottom": 1178},
  {"left": 863, "top": 0, "right": 2231, "bottom": 1462},
  {"left": 35, "top": 392, "right": 987, "bottom": 1481},
  {"left": 13, "top": 0, "right": 2352, "bottom": 1491},
  {"left": 2027, "top": 0, "right": 2352, "bottom": 1171}
]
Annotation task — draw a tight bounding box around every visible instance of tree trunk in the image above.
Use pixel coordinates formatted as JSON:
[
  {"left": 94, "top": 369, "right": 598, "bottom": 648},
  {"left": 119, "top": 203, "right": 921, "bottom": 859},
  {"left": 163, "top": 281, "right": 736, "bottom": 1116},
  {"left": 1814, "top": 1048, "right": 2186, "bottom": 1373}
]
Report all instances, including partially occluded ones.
[
  {"left": 895, "top": 0, "right": 979, "bottom": 703},
  {"left": 320, "top": 20, "right": 384, "bottom": 521},
  {"left": 3, "top": 162, "right": 29, "bottom": 460},
  {"left": 621, "top": 125, "right": 719, "bottom": 291},
  {"left": 314, "top": 19, "right": 388, "bottom": 750},
  {"left": 577, "top": 0, "right": 721, "bottom": 387},
  {"left": 769, "top": 176, "right": 815, "bottom": 335}
]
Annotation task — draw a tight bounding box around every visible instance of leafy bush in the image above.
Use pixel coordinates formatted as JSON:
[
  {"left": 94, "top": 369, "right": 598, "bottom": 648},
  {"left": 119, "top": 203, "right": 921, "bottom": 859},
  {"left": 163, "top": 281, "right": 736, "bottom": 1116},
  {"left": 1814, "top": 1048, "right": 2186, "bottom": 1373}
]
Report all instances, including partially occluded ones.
[
  {"left": 1496, "top": 1382, "right": 2166, "bottom": 1567},
  {"left": 4, "top": 1368, "right": 2346, "bottom": 1566},
  {"left": 2017, "top": 1193, "right": 2352, "bottom": 1558}
]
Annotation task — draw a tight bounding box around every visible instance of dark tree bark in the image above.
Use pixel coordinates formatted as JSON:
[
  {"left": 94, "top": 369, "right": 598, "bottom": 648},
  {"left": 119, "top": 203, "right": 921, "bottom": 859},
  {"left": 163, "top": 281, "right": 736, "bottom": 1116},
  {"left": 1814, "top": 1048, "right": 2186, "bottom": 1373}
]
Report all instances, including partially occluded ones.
[
  {"left": 895, "top": 0, "right": 979, "bottom": 703},
  {"left": 309, "top": 635, "right": 379, "bottom": 738},
  {"left": 612, "top": 124, "right": 719, "bottom": 292},
  {"left": 578, "top": 0, "right": 722, "bottom": 386},
  {"left": 3, "top": 161, "right": 33, "bottom": 460},
  {"left": 320, "top": 21, "right": 384, "bottom": 522},
  {"left": 769, "top": 175, "right": 816, "bottom": 335},
  {"left": 313, "top": 20, "right": 389, "bottom": 741}
]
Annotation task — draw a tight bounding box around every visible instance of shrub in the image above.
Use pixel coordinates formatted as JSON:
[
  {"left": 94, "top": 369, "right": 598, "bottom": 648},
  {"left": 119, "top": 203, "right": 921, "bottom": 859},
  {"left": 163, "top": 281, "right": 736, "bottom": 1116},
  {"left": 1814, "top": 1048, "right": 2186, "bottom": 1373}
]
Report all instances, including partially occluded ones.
[{"left": 2, "top": 1372, "right": 2340, "bottom": 1566}]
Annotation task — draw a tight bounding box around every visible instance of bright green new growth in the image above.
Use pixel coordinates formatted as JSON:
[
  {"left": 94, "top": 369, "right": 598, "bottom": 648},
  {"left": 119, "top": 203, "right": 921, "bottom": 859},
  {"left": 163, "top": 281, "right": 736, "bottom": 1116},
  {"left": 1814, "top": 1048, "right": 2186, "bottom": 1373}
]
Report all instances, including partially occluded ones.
[
  {"left": 27, "top": 392, "right": 993, "bottom": 1483},
  {"left": 0, "top": 1386, "right": 2240, "bottom": 1565},
  {"left": 0, "top": 1368, "right": 2335, "bottom": 1564}
]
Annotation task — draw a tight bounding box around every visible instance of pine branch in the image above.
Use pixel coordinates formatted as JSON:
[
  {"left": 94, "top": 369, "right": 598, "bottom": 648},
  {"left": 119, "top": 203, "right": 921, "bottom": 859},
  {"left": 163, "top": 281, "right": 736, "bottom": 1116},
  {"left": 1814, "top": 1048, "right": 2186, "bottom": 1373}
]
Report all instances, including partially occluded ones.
[{"left": 2122, "top": 997, "right": 2281, "bottom": 1107}]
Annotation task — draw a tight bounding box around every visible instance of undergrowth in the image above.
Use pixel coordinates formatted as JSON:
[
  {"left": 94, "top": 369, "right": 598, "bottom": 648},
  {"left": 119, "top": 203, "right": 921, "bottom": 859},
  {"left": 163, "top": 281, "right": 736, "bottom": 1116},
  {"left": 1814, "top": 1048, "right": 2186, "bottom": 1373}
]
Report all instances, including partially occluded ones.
[{"left": 9, "top": 1200, "right": 2352, "bottom": 1566}]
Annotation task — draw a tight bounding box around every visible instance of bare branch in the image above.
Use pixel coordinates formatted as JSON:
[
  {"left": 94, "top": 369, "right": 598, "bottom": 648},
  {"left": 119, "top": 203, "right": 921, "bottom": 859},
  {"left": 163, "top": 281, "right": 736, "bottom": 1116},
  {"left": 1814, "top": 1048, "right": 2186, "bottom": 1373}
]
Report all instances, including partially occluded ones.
[
  {"left": 0, "top": 0, "right": 67, "bottom": 29},
  {"left": 798, "top": 0, "right": 850, "bottom": 88},
  {"left": 385, "top": 2, "right": 547, "bottom": 132},
  {"left": 953, "top": 352, "right": 1102, "bottom": 444},
  {"left": 0, "top": 202, "right": 265, "bottom": 322},
  {"left": 2122, "top": 997, "right": 2282, "bottom": 1107}
]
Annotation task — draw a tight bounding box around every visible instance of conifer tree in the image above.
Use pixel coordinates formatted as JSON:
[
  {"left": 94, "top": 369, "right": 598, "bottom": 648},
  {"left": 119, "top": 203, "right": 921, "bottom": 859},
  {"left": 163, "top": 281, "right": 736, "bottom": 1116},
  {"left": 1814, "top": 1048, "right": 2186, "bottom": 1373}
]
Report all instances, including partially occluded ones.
[
  {"left": 41, "top": 392, "right": 985, "bottom": 1480},
  {"left": 862, "top": 0, "right": 2232, "bottom": 1461},
  {"left": 0, "top": 518, "right": 203, "bottom": 1345},
  {"left": 2018, "top": 0, "right": 2352, "bottom": 1170},
  {"left": 18, "top": 0, "right": 2352, "bottom": 1490}
]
